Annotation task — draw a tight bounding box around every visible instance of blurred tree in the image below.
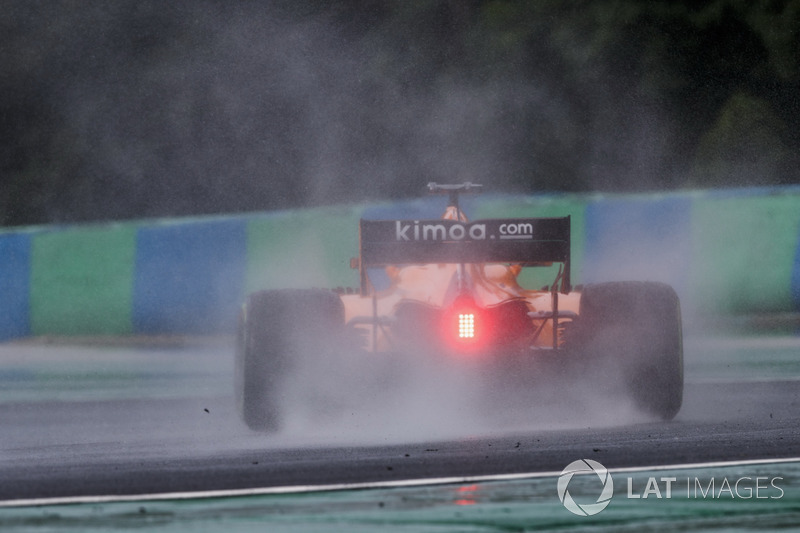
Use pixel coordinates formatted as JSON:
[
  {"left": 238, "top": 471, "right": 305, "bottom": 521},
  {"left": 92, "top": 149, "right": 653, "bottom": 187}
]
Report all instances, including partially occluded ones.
[
  {"left": 692, "top": 91, "right": 796, "bottom": 186},
  {"left": 1, "top": 0, "right": 798, "bottom": 226}
]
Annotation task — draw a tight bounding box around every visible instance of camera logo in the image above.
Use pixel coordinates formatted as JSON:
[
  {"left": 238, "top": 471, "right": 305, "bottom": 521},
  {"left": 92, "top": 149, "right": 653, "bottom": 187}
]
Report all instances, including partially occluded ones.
[{"left": 557, "top": 459, "right": 614, "bottom": 516}]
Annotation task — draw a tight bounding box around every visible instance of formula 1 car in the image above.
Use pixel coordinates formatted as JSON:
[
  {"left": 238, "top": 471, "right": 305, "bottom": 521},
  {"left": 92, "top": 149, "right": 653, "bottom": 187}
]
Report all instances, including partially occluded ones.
[{"left": 235, "top": 183, "right": 683, "bottom": 432}]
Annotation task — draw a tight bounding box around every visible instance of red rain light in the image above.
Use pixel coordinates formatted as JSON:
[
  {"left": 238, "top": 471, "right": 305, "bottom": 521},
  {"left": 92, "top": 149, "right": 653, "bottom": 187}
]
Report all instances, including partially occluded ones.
[
  {"left": 443, "top": 296, "right": 489, "bottom": 351},
  {"left": 458, "top": 312, "right": 475, "bottom": 338}
]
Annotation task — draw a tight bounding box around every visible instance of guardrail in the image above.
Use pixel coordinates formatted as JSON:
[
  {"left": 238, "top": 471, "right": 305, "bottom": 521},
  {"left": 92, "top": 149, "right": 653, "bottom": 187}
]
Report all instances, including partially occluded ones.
[{"left": 1, "top": 187, "right": 799, "bottom": 340}]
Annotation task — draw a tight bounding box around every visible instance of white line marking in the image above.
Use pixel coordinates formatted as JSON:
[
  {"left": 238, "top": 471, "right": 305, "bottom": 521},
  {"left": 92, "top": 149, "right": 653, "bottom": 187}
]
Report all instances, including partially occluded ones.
[
  {"left": 1, "top": 456, "right": 798, "bottom": 508},
  {"left": 687, "top": 376, "right": 800, "bottom": 385}
]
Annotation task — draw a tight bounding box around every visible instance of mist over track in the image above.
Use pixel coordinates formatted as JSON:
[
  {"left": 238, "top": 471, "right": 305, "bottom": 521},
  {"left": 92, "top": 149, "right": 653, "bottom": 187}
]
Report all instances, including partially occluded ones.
[{"left": 0, "top": 332, "right": 799, "bottom": 503}]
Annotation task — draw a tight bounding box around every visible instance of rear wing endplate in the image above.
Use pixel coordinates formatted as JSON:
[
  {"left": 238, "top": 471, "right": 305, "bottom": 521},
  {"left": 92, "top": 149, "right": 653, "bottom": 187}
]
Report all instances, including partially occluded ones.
[{"left": 356, "top": 216, "right": 571, "bottom": 294}]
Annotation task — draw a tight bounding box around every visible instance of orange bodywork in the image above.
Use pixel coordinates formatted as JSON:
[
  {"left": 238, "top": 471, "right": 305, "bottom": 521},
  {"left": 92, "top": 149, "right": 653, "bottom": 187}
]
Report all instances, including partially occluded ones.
[{"left": 339, "top": 205, "right": 581, "bottom": 353}]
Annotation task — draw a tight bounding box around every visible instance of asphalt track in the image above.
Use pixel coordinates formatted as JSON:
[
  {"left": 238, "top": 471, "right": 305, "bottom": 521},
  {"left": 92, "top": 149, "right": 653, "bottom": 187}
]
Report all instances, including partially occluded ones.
[{"left": 0, "top": 328, "right": 799, "bottom": 508}]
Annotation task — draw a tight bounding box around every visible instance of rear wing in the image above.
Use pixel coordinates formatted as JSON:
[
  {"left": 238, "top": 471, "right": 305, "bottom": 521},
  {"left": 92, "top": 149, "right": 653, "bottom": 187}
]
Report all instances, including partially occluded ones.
[{"left": 355, "top": 216, "right": 571, "bottom": 294}]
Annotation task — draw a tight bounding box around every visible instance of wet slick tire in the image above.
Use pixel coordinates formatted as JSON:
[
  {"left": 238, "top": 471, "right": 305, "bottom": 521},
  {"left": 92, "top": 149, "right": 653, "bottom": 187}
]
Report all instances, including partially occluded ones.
[
  {"left": 578, "top": 281, "right": 683, "bottom": 420},
  {"left": 235, "top": 289, "right": 344, "bottom": 432}
]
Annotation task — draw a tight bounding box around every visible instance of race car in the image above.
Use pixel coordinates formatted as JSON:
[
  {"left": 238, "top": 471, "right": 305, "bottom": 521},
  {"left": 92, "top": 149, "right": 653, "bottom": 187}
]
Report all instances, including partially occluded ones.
[{"left": 235, "top": 183, "right": 683, "bottom": 431}]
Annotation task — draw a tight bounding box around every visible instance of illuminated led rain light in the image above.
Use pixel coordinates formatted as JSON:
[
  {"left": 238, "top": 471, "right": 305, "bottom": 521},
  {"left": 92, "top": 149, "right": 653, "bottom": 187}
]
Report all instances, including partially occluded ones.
[{"left": 458, "top": 313, "right": 475, "bottom": 338}]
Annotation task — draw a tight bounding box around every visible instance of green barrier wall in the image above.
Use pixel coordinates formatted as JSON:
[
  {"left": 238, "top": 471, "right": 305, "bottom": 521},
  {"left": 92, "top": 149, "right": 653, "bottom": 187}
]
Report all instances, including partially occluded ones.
[
  {"left": 1, "top": 187, "right": 799, "bottom": 340},
  {"left": 245, "top": 206, "right": 362, "bottom": 294},
  {"left": 29, "top": 224, "right": 137, "bottom": 336},
  {"left": 690, "top": 193, "right": 800, "bottom": 314}
]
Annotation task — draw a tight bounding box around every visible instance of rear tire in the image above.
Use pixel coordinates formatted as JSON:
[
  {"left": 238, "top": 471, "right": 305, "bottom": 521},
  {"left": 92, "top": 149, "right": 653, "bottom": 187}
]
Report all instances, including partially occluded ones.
[
  {"left": 235, "top": 289, "right": 344, "bottom": 432},
  {"left": 578, "top": 281, "right": 683, "bottom": 420}
]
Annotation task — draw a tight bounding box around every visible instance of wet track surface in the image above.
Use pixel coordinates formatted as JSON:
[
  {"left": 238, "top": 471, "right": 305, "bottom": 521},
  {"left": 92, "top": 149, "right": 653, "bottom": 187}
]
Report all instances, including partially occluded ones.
[{"left": 1, "top": 333, "right": 799, "bottom": 504}]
